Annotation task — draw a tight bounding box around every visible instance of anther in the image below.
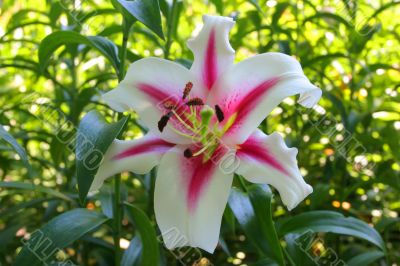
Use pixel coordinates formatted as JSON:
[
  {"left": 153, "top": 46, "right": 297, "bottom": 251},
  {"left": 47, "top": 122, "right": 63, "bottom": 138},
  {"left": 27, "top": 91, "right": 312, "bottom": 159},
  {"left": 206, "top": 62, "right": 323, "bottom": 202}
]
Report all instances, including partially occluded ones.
[
  {"left": 186, "top": 97, "right": 204, "bottom": 106},
  {"left": 183, "top": 148, "right": 193, "bottom": 158},
  {"left": 158, "top": 111, "right": 173, "bottom": 132},
  {"left": 182, "top": 82, "right": 193, "bottom": 99},
  {"left": 215, "top": 105, "right": 224, "bottom": 122},
  {"left": 163, "top": 100, "right": 175, "bottom": 110}
]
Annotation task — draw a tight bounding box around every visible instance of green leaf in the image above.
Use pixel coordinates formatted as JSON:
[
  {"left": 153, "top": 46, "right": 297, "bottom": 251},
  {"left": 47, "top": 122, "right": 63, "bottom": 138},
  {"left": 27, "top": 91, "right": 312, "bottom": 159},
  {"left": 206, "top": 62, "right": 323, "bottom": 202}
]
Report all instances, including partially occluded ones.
[
  {"left": 76, "top": 111, "right": 128, "bottom": 203},
  {"left": 247, "top": 0, "right": 263, "bottom": 14},
  {"left": 284, "top": 233, "right": 316, "bottom": 265},
  {"left": 124, "top": 203, "right": 160, "bottom": 266},
  {"left": 303, "top": 12, "right": 353, "bottom": 29},
  {"left": 0, "top": 125, "right": 32, "bottom": 176},
  {"left": 38, "top": 31, "right": 120, "bottom": 73},
  {"left": 0, "top": 224, "right": 21, "bottom": 251},
  {"left": 346, "top": 250, "right": 385, "bottom": 266},
  {"left": 276, "top": 211, "right": 386, "bottom": 252},
  {"left": 0, "top": 181, "right": 72, "bottom": 202},
  {"left": 228, "top": 184, "right": 285, "bottom": 265},
  {"left": 14, "top": 209, "right": 108, "bottom": 266},
  {"left": 117, "top": 0, "right": 164, "bottom": 39}
]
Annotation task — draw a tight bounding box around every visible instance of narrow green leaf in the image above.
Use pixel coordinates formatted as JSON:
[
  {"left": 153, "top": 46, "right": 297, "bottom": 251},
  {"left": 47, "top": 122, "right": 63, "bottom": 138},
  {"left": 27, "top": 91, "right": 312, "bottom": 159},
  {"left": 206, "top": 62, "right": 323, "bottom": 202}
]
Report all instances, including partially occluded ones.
[
  {"left": 38, "top": 31, "right": 120, "bottom": 73},
  {"left": 228, "top": 185, "right": 285, "bottom": 265},
  {"left": 76, "top": 111, "right": 128, "bottom": 203},
  {"left": 124, "top": 203, "right": 160, "bottom": 266},
  {"left": 303, "top": 12, "right": 353, "bottom": 29},
  {"left": 347, "top": 250, "right": 385, "bottom": 266},
  {"left": 0, "top": 181, "right": 72, "bottom": 202},
  {"left": 276, "top": 211, "right": 386, "bottom": 252},
  {"left": 247, "top": 0, "right": 263, "bottom": 14},
  {"left": 0, "top": 125, "right": 32, "bottom": 176},
  {"left": 14, "top": 209, "right": 108, "bottom": 266},
  {"left": 117, "top": 0, "right": 164, "bottom": 39}
]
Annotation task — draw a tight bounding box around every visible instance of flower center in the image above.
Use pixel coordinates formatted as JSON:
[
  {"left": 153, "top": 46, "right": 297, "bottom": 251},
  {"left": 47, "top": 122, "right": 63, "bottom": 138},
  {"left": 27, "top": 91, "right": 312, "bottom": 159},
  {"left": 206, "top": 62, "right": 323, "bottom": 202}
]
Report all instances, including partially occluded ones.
[{"left": 157, "top": 82, "right": 229, "bottom": 161}]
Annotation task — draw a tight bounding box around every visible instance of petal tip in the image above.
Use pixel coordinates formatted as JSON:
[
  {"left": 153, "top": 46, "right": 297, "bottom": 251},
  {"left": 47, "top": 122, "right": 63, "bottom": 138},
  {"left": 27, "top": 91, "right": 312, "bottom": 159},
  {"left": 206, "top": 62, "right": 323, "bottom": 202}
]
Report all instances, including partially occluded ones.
[{"left": 298, "top": 87, "right": 322, "bottom": 108}]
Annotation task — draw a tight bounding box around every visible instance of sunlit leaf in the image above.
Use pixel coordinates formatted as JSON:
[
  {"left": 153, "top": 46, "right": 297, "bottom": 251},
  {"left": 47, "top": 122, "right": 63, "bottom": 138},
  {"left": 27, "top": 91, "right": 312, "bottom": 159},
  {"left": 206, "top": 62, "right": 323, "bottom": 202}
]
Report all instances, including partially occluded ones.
[
  {"left": 38, "top": 31, "right": 120, "bottom": 73},
  {"left": 117, "top": 0, "right": 164, "bottom": 39}
]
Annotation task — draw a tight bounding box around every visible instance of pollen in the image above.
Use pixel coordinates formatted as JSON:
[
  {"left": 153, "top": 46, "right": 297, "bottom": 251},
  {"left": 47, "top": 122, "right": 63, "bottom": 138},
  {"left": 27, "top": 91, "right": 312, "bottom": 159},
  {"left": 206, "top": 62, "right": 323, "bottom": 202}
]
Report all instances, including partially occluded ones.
[
  {"left": 215, "top": 105, "right": 224, "bottom": 122},
  {"left": 158, "top": 111, "right": 173, "bottom": 132},
  {"left": 186, "top": 97, "right": 204, "bottom": 106},
  {"left": 182, "top": 82, "right": 193, "bottom": 99},
  {"left": 184, "top": 148, "right": 193, "bottom": 158}
]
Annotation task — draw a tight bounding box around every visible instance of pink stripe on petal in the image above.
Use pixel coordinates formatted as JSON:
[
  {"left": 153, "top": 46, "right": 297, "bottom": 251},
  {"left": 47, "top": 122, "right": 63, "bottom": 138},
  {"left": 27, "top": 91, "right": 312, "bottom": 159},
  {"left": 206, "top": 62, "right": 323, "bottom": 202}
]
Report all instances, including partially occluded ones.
[
  {"left": 235, "top": 78, "right": 279, "bottom": 121},
  {"left": 137, "top": 83, "right": 172, "bottom": 103},
  {"left": 203, "top": 28, "right": 217, "bottom": 90},
  {"left": 113, "top": 139, "right": 174, "bottom": 160},
  {"left": 181, "top": 145, "right": 227, "bottom": 212},
  {"left": 237, "top": 138, "right": 289, "bottom": 176},
  {"left": 225, "top": 78, "right": 279, "bottom": 134},
  {"left": 187, "top": 158, "right": 215, "bottom": 212}
]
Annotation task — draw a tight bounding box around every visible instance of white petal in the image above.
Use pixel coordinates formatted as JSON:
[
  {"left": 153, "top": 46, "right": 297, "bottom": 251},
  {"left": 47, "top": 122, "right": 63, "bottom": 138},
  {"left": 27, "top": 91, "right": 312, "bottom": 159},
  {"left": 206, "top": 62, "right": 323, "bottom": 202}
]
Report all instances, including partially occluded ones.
[
  {"left": 207, "top": 52, "right": 321, "bottom": 145},
  {"left": 235, "top": 129, "right": 312, "bottom": 210},
  {"left": 90, "top": 134, "right": 174, "bottom": 191},
  {"left": 155, "top": 145, "right": 234, "bottom": 253},
  {"left": 103, "top": 57, "right": 208, "bottom": 144},
  {"left": 188, "top": 15, "right": 235, "bottom": 90}
]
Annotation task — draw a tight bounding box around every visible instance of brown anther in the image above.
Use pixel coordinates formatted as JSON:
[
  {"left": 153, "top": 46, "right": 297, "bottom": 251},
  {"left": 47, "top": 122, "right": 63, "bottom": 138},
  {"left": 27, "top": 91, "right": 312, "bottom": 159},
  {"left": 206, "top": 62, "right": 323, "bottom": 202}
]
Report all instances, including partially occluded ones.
[
  {"left": 182, "top": 82, "right": 193, "bottom": 99},
  {"left": 183, "top": 148, "right": 193, "bottom": 158},
  {"left": 163, "top": 100, "right": 175, "bottom": 110},
  {"left": 215, "top": 105, "right": 224, "bottom": 122},
  {"left": 186, "top": 97, "right": 204, "bottom": 106},
  {"left": 158, "top": 111, "right": 173, "bottom": 132}
]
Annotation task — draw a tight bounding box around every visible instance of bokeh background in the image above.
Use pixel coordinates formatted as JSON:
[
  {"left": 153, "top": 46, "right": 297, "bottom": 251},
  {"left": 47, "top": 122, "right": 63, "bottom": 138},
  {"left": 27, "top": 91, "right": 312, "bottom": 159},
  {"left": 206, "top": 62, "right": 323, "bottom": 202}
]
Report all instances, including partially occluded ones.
[{"left": 0, "top": 0, "right": 399, "bottom": 265}]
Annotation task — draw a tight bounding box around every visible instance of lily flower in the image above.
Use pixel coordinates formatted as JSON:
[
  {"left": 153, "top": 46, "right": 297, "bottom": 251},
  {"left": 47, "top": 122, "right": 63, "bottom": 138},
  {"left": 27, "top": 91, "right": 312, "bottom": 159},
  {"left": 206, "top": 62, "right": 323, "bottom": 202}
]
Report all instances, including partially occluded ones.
[{"left": 92, "top": 15, "right": 321, "bottom": 253}]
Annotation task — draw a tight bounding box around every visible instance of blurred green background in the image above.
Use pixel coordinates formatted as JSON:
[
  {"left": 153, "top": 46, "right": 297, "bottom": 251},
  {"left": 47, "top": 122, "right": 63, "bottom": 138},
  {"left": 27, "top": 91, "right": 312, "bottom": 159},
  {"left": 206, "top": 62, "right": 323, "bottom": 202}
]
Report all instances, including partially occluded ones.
[{"left": 0, "top": 0, "right": 399, "bottom": 265}]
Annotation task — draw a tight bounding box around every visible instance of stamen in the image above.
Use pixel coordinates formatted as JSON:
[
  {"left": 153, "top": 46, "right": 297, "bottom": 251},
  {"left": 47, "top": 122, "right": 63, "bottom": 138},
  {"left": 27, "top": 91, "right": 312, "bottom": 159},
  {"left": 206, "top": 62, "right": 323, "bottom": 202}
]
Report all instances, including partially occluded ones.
[
  {"left": 158, "top": 111, "right": 173, "bottom": 132},
  {"left": 171, "top": 109, "right": 196, "bottom": 132},
  {"left": 184, "top": 148, "right": 193, "bottom": 158},
  {"left": 182, "top": 82, "right": 193, "bottom": 99},
  {"left": 192, "top": 141, "right": 213, "bottom": 157},
  {"left": 215, "top": 105, "right": 224, "bottom": 122},
  {"left": 186, "top": 97, "right": 204, "bottom": 106}
]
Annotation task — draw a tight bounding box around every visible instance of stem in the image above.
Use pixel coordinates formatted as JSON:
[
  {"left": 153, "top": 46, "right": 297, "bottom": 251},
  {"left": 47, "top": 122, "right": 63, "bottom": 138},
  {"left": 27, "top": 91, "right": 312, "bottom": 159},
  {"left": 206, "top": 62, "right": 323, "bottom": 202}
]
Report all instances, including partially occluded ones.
[
  {"left": 164, "top": 0, "right": 178, "bottom": 59},
  {"left": 118, "top": 19, "right": 131, "bottom": 82},
  {"left": 113, "top": 175, "right": 122, "bottom": 266},
  {"left": 113, "top": 18, "right": 132, "bottom": 266}
]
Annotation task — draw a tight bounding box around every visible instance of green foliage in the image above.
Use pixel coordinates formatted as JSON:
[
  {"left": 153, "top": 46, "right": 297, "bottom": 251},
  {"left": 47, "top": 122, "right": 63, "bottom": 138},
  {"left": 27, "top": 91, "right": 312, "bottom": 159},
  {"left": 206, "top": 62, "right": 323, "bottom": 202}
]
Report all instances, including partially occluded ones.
[
  {"left": 14, "top": 209, "right": 108, "bottom": 266},
  {"left": 0, "top": 0, "right": 399, "bottom": 265},
  {"left": 228, "top": 185, "right": 284, "bottom": 265},
  {"left": 124, "top": 203, "right": 160, "bottom": 266},
  {"left": 76, "top": 111, "right": 128, "bottom": 203},
  {"left": 39, "top": 31, "right": 121, "bottom": 74}
]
